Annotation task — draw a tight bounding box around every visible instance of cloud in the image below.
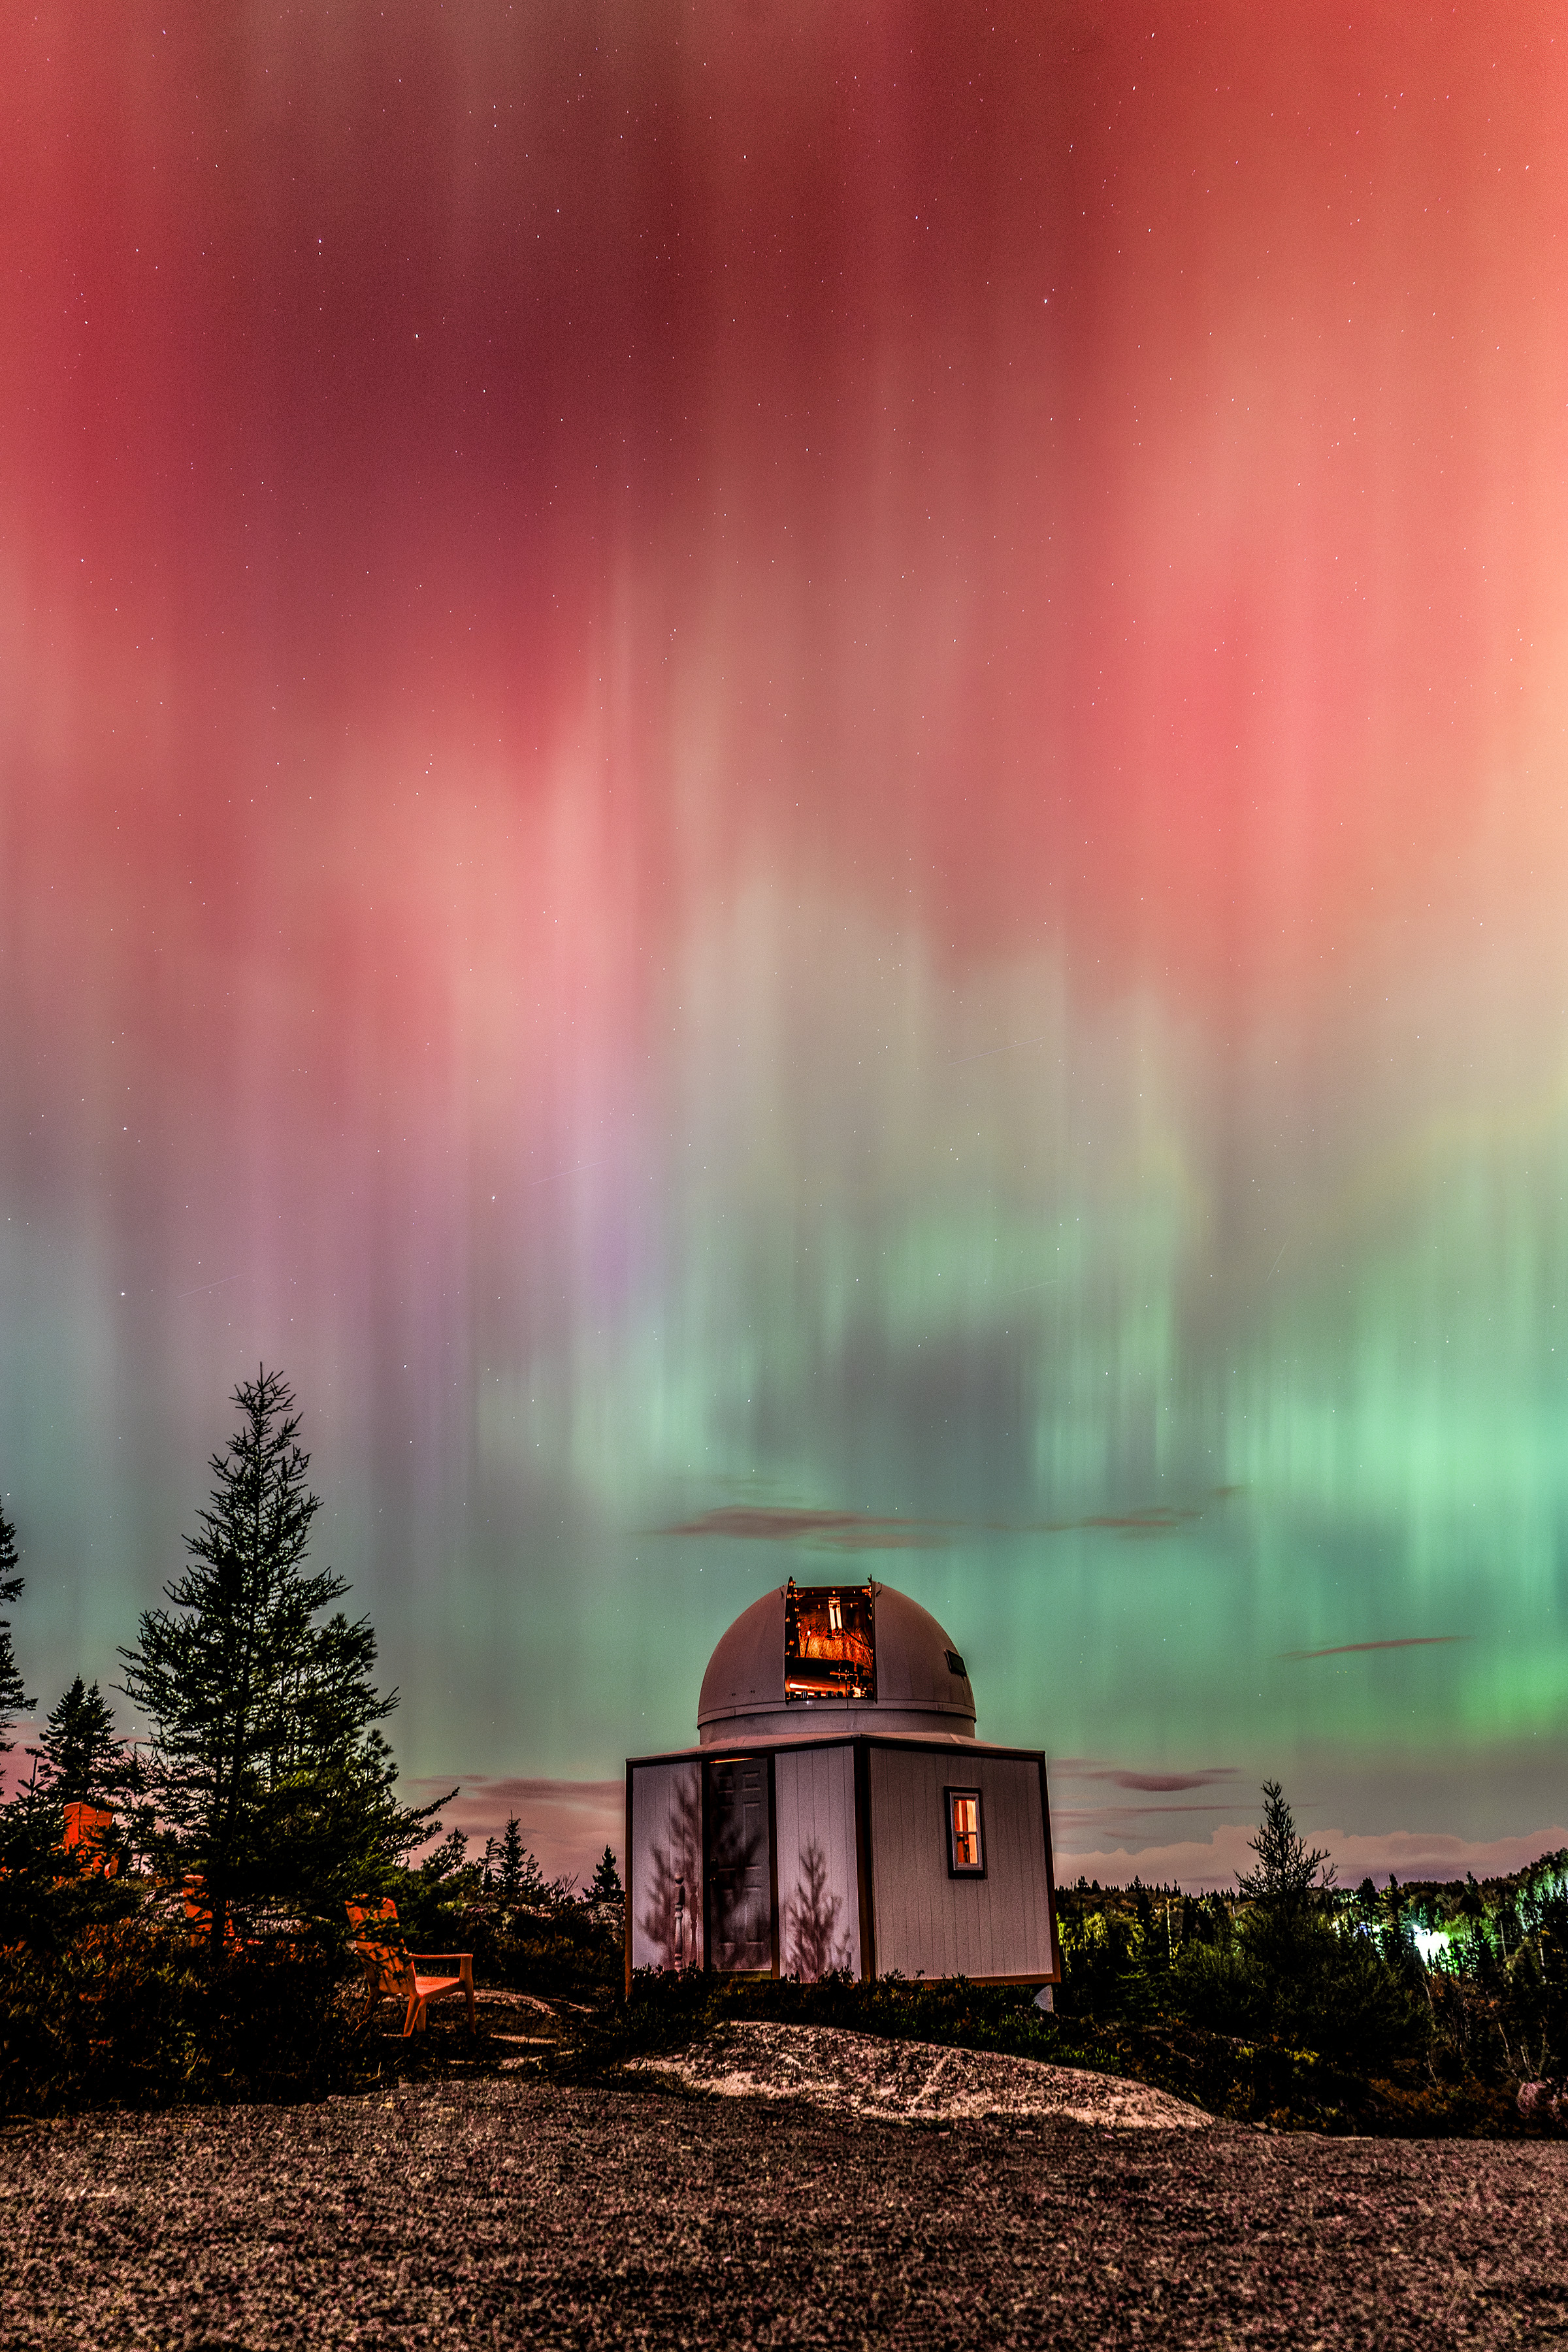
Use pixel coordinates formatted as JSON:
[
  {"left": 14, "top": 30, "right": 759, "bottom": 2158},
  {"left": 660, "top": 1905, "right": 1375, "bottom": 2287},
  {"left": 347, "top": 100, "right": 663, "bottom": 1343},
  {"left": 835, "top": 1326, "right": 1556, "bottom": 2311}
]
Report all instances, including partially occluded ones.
[
  {"left": 1022, "top": 1487, "right": 1237, "bottom": 1540},
  {"left": 661, "top": 1507, "right": 951, "bottom": 1548},
  {"left": 406, "top": 1775, "right": 623, "bottom": 1888},
  {"left": 1279, "top": 1636, "right": 1469, "bottom": 1661},
  {"left": 662, "top": 1489, "right": 1233, "bottom": 1548},
  {"left": 1064, "top": 1765, "right": 1243, "bottom": 1794},
  {"left": 1062, "top": 1507, "right": 1204, "bottom": 1539},
  {"left": 1054, "top": 1805, "right": 1239, "bottom": 1829}
]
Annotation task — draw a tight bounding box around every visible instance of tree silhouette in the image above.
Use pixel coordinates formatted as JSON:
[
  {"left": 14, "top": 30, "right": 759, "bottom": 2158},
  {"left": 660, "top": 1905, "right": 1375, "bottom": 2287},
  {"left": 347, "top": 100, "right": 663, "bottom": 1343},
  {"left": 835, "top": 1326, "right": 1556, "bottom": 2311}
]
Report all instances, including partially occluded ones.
[
  {"left": 785, "top": 1838, "right": 851, "bottom": 1979},
  {"left": 589, "top": 1844, "right": 623, "bottom": 1906},
  {"left": 39, "top": 1677, "right": 131, "bottom": 1809},
  {"left": 120, "top": 1367, "right": 438, "bottom": 1952},
  {"left": 497, "top": 1814, "right": 546, "bottom": 1906},
  {"left": 0, "top": 1505, "right": 30, "bottom": 1754},
  {"left": 1235, "top": 1780, "right": 1335, "bottom": 1909}
]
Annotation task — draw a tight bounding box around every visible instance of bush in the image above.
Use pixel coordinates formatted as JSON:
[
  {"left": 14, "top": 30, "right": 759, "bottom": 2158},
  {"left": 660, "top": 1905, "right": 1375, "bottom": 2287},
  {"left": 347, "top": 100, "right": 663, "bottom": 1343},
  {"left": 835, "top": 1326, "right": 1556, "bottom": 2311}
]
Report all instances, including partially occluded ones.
[
  {"left": 476, "top": 1904, "right": 623, "bottom": 2000},
  {"left": 562, "top": 1964, "right": 1526, "bottom": 2136},
  {"left": 0, "top": 1893, "right": 363, "bottom": 2118},
  {"left": 1170, "top": 1907, "right": 1428, "bottom": 2069},
  {"left": 571, "top": 1968, "right": 1066, "bottom": 2076},
  {"left": 387, "top": 1834, "right": 623, "bottom": 2002},
  {"left": 1057, "top": 1900, "right": 1148, "bottom": 2017}
]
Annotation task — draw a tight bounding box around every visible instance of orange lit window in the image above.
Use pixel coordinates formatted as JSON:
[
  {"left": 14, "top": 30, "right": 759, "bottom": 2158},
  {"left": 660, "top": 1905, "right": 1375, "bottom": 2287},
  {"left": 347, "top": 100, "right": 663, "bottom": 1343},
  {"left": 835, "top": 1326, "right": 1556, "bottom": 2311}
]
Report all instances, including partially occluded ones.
[
  {"left": 947, "top": 1789, "right": 985, "bottom": 1877},
  {"left": 783, "top": 1579, "right": 877, "bottom": 1702}
]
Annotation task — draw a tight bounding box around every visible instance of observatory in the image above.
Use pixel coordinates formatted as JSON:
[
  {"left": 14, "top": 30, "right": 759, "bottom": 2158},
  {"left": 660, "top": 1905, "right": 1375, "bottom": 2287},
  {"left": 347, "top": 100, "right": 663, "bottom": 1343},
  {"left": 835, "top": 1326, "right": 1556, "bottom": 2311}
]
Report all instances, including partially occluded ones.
[{"left": 625, "top": 1579, "right": 1059, "bottom": 1988}]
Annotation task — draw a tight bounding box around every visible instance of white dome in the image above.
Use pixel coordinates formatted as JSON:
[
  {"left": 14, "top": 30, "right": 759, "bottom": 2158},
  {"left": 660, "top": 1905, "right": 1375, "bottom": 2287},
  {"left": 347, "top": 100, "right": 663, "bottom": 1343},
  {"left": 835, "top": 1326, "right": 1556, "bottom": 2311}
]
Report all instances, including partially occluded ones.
[{"left": 697, "top": 1580, "right": 977, "bottom": 1744}]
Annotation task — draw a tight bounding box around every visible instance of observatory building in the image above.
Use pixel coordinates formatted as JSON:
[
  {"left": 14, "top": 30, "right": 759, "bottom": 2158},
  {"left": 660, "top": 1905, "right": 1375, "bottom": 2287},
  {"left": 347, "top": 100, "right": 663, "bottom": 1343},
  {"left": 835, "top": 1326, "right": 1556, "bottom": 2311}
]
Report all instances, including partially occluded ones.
[{"left": 625, "top": 1579, "right": 1059, "bottom": 1989}]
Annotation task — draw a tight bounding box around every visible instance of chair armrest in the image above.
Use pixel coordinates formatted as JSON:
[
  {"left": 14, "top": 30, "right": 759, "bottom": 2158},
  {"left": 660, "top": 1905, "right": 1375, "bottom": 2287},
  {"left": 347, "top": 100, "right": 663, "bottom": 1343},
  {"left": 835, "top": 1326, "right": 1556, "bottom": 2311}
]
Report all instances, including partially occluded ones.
[
  {"left": 351, "top": 1939, "right": 410, "bottom": 1982},
  {"left": 409, "top": 1951, "right": 472, "bottom": 1968}
]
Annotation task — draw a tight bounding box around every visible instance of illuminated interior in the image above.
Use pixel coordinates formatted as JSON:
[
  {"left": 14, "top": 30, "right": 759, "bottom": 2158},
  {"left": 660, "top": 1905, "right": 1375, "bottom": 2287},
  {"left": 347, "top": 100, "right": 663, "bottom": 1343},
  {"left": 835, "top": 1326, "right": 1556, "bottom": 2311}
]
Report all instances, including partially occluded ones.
[
  {"left": 947, "top": 1790, "right": 984, "bottom": 1875},
  {"left": 783, "top": 1579, "right": 877, "bottom": 1703}
]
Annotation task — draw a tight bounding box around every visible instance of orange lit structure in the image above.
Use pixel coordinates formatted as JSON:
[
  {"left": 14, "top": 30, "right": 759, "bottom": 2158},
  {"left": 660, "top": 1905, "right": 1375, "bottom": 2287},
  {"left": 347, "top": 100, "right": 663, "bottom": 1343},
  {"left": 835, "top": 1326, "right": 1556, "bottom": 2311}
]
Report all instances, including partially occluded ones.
[
  {"left": 626, "top": 1580, "right": 1058, "bottom": 1991},
  {"left": 61, "top": 1801, "right": 118, "bottom": 1876}
]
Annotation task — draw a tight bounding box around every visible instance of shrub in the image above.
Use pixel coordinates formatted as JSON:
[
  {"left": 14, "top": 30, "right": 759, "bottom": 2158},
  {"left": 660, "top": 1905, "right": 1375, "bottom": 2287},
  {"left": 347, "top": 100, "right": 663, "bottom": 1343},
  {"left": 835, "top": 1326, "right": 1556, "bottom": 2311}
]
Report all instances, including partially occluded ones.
[
  {"left": 574, "top": 1968, "right": 1067, "bottom": 2076},
  {"left": 0, "top": 1887, "right": 363, "bottom": 2118},
  {"left": 1169, "top": 1908, "right": 1427, "bottom": 2068},
  {"left": 388, "top": 1832, "right": 623, "bottom": 2002}
]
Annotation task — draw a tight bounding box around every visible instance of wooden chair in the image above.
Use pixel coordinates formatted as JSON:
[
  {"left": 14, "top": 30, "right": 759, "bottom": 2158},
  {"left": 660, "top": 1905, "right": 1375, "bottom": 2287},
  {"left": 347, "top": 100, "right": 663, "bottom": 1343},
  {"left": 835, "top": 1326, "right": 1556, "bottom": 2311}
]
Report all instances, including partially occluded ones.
[{"left": 346, "top": 1897, "right": 475, "bottom": 2037}]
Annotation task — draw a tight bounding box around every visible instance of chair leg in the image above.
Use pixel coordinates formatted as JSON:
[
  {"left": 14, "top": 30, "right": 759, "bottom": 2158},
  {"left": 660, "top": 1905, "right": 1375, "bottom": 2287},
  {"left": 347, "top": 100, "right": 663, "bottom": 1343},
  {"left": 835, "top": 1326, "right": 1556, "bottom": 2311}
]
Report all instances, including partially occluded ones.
[{"left": 403, "top": 1993, "right": 422, "bottom": 2037}]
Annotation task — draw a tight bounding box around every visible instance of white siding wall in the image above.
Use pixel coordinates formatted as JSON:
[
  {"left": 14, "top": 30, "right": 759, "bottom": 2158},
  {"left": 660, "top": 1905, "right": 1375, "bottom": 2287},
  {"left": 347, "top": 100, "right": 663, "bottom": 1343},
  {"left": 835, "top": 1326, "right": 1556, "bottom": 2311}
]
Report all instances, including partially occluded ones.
[
  {"left": 868, "top": 1748, "right": 1054, "bottom": 1981},
  {"left": 629, "top": 1759, "right": 704, "bottom": 1972},
  {"left": 774, "top": 1745, "right": 861, "bottom": 1979}
]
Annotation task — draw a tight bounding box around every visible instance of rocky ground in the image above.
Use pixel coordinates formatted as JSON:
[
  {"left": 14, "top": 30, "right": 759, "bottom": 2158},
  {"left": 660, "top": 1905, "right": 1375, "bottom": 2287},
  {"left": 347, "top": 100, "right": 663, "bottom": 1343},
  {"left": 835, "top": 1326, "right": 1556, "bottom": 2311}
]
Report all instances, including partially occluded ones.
[
  {"left": 5, "top": 2010, "right": 1568, "bottom": 2347},
  {"left": 634, "top": 2017, "right": 1212, "bottom": 2129}
]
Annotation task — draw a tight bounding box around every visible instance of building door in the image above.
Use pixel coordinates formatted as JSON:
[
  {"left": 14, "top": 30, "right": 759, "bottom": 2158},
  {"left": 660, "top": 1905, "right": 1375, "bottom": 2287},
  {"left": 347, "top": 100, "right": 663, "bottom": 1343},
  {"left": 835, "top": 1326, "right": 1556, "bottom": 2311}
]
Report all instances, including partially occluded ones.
[{"left": 704, "top": 1755, "right": 774, "bottom": 1972}]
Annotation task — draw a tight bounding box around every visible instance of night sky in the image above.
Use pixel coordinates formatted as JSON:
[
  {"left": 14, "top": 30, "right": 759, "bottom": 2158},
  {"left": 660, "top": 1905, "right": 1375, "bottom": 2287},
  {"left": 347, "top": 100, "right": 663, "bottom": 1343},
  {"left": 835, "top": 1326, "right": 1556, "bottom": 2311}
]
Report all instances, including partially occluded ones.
[{"left": 4, "top": 3, "right": 1567, "bottom": 1886}]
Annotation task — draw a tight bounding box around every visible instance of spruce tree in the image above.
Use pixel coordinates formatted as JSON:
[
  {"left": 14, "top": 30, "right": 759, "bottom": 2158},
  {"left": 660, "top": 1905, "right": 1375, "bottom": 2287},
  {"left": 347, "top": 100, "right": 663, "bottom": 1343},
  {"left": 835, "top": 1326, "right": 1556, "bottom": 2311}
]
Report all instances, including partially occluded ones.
[
  {"left": 40, "top": 1677, "right": 129, "bottom": 1808},
  {"left": 588, "top": 1844, "right": 623, "bottom": 1906},
  {"left": 1235, "top": 1780, "right": 1335, "bottom": 1910},
  {"left": 120, "top": 1367, "right": 438, "bottom": 1952},
  {"left": 0, "top": 1505, "right": 30, "bottom": 1753},
  {"left": 497, "top": 1814, "right": 545, "bottom": 1906}
]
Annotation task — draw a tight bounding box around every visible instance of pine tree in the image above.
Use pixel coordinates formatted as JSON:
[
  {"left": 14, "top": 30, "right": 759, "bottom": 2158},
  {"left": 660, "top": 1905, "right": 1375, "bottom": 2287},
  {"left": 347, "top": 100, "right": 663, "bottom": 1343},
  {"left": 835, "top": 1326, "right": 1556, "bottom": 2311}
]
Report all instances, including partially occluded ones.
[
  {"left": 497, "top": 1815, "right": 526, "bottom": 1903},
  {"left": 120, "top": 1367, "right": 438, "bottom": 1952},
  {"left": 40, "top": 1677, "right": 130, "bottom": 1808},
  {"left": 1235, "top": 1780, "right": 1335, "bottom": 1909},
  {"left": 497, "top": 1814, "right": 546, "bottom": 1906},
  {"left": 1383, "top": 1871, "right": 1412, "bottom": 1962},
  {"left": 0, "top": 1505, "right": 30, "bottom": 1753},
  {"left": 0, "top": 1748, "right": 56, "bottom": 1870},
  {"left": 588, "top": 1844, "right": 623, "bottom": 1906}
]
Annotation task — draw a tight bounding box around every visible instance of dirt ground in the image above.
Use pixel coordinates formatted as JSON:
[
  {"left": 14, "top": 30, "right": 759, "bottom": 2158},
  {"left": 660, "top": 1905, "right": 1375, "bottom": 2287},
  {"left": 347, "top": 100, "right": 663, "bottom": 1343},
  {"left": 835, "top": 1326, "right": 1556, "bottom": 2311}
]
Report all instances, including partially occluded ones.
[{"left": 7, "top": 2016, "right": 1568, "bottom": 2351}]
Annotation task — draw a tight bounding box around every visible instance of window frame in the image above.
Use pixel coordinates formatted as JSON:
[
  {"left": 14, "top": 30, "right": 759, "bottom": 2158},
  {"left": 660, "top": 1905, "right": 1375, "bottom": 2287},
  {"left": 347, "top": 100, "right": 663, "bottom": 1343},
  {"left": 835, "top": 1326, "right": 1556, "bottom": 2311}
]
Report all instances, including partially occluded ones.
[
  {"left": 782, "top": 1577, "right": 877, "bottom": 1704},
  {"left": 945, "top": 1786, "right": 986, "bottom": 1879}
]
